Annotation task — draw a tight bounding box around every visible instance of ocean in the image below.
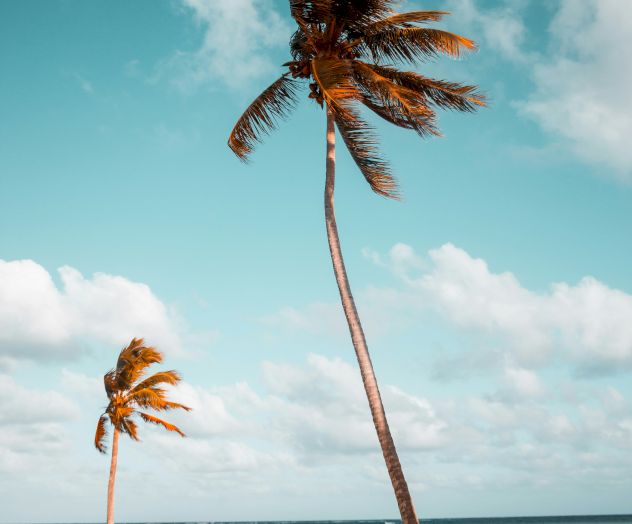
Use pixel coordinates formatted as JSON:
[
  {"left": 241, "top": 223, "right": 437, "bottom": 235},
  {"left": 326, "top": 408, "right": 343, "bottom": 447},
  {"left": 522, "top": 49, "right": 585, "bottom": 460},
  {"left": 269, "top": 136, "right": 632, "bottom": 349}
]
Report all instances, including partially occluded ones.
[{"left": 123, "top": 517, "right": 632, "bottom": 524}]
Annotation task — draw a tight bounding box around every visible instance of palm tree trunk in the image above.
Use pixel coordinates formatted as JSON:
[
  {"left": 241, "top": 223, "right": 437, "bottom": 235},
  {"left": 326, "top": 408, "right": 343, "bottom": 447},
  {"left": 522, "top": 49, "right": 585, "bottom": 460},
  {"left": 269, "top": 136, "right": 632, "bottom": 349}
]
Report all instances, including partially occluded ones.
[
  {"left": 324, "top": 107, "right": 419, "bottom": 524},
  {"left": 107, "top": 428, "right": 120, "bottom": 524}
]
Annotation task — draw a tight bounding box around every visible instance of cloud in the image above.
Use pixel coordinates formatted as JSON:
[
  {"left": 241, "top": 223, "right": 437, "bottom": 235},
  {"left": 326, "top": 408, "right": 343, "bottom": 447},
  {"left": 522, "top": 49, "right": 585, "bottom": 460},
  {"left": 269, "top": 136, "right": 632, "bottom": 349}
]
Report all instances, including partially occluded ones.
[
  {"left": 511, "top": 0, "right": 632, "bottom": 178},
  {"left": 272, "top": 241, "right": 632, "bottom": 375},
  {"left": 442, "top": 1, "right": 632, "bottom": 179},
  {"left": 0, "top": 258, "right": 183, "bottom": 362},
  {"left": 0, "top": 374, "right": 78, "bottom": 474},
  {"left": 130, "top": 355, "right": 632, "bottom": 494},
  {"left": 416, "top": 244, "right": 632, "bottom": 373},
  {"left": 361, "top": 243, "right": 632, "bottom": 375},
  {"left": 259, "top": 354, "right": 447, "bottom": 456},
  {"left": 157, "top": 0, "right": 291, "bottom": 92},
  {"left": 5, "top": 353, "right": 632, "bottom": 517},
  {"left": 0, "top": 374, "right": 78, "bottom": 425},
  {"left": 445, "top": 0, "right": 530, "bottom": 63}
]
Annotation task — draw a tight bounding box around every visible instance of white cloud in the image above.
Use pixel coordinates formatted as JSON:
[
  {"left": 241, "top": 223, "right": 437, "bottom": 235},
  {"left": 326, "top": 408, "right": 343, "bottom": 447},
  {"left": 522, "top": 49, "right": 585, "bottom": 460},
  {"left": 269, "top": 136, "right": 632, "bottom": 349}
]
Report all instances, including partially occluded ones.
[
  {"left": 517, "top": 0, "right": 632, "bottom": 178},
  {"left": 442, "top": 0, "right": 632, "bottom": 179},
  {"left": 418, "top": 244, "right": 632, "bottom": 372},
  {"left": 166, "top": 381, "right": 253, "bottom": 438},
  {"left": 0, "top": 258, "right": 183, "bottom": 362},
  {"left": 275, "top": 242, "right": 632, "bottom": 374},
  {"left": 503, "top": 364, "right": 545, "bottom": 399},
  {"left": 158, "top": 0, "right": 291, "bottom": 92},
  {"left": 142, "top": 354, "right": 632, "bottom": 495},
  {"left": 0, "top": 374, "right": 78, "bottom": 425},
  {"left": 0, "top": 374, "right": 78, "bottom": 474},
  {"left": 445, "top": 0, "right": 530, "bottom": 63},
  {"left": 262, "top": 354, "right": 449, "bottom": 456},
  {"left": 4, "top": 352, "right": 632, "bottom": 517}
]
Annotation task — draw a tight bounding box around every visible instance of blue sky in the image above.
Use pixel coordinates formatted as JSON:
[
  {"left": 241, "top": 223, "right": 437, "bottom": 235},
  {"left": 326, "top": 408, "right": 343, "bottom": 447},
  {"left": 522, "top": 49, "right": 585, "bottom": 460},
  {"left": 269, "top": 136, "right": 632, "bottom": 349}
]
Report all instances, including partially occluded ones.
[{"left": 1, "top": 0, "right": 632, "bottom": 522}]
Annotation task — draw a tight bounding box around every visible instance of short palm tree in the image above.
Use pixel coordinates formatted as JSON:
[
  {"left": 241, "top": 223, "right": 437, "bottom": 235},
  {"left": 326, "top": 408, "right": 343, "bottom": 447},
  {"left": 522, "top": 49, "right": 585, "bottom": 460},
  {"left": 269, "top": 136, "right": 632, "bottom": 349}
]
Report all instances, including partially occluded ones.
[
  {"left": 228, "top": 2, "right": 485, "bottom": 522},
  {"left": 94, "top": 338, "right": 191, "bottom": 524}
]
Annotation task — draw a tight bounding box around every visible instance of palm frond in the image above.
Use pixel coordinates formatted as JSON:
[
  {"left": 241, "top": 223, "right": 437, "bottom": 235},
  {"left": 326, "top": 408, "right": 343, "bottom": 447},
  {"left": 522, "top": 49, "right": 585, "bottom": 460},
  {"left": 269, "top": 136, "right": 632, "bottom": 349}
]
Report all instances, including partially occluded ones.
[
  {"left": 334, "top": 106, "right": 398, "bottom": 199},
  {"left": 362, "top": 27, "right": 476, "bottom": 63},
  {"left": 363, "top": 10, "right": 449, "bottom": 33},
  {"left": 128, "top": 386, "right": 191, "bottom": 412},
  {"left": 352, "top": 60, "right": 438, "bottom": 137},
  {"left": 290, "top": 0, "right": 395, "bottom": 28},
  {"left": 130, "top": 370, "right": 181, "bottom": 394},
  {"left": 128, "top": 387, "right": 167, "bottom": 410},
  {"left": 94, "top": 415, "right": 108, "bottom": 454},
  {"left": 368, "top": 64, "right": 486, "bottom": 111},
  {"left": 228, "top": 75, "right": 301, "bottom": 160},
  {"left": 115, "top": 338, "right": 163, "bottom": 389},
  {"left": 289, "top": 0, "right": 332, "bottom": 25},
  {"left": 120, "top": 417, "right": 139, "bottom": 440},
  {"left": 139, "top": 412, "right": 186, "bottom": 437},
  {"left": 311, "top": 58, "right": 359, "bottom": 116},
  {"left": 290, "top": 29, "right": 312, "bottom": 61},
  {"left": 104, "top": 370, "right": 116, "bottom": 399}
]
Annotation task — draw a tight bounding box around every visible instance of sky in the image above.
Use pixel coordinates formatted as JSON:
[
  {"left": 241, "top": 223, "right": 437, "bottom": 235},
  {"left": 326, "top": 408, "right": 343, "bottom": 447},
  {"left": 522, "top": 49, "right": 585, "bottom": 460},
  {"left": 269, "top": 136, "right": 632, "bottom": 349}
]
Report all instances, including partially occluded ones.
[{"left": 1, "top": 0, "right": 632, "bottom": 522}]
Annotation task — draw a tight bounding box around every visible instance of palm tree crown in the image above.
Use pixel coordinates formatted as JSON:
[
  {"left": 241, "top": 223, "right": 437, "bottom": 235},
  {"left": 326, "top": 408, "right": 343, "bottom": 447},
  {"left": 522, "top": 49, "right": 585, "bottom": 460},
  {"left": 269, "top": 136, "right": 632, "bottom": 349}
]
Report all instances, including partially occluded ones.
[
  {"left": 95, "top": 338, "right": 190, "bottom": 452},
  {"left": 228, "top": 0, "right": 485, "bottom": 198}
]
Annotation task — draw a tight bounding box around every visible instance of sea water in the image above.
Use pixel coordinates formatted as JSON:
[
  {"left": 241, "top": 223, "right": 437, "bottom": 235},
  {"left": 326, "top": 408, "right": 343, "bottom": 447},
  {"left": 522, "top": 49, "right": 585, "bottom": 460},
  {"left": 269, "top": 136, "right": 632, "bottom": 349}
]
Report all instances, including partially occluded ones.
[{"left": 122, "top": 517, "right": 632, "bottom": 524}]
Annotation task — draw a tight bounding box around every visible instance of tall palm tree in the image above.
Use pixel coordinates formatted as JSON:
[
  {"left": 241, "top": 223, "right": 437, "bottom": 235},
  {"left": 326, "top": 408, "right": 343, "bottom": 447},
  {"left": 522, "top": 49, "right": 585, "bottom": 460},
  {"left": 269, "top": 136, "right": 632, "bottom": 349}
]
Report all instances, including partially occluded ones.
[
  {"left": 228, "top": 2, "right": 485, "bottom": 522},
  {"left": 94, "top": 338, "right": 191, "bottom": 524}
]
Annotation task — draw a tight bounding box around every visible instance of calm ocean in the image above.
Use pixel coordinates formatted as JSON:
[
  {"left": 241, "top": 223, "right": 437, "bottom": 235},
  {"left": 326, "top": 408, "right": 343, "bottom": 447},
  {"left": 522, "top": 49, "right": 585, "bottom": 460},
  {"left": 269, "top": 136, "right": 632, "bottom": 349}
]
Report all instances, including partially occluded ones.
[{"left": 116, "top": 517, "right": 632, "bottom": 524}]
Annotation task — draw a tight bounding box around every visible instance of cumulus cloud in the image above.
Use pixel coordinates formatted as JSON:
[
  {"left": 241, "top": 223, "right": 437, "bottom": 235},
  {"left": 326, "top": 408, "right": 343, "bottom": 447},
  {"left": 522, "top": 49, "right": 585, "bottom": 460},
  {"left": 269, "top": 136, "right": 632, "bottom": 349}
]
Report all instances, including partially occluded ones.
[
  {"left": 0, "top": 258, "right": 183, "bottom": 362},
  {"left": 445, "top": 0, "right": 530, "bottom": 63},
  {"left": 157, "top": 0, "right": 291, "bottom": 92},
  {"left": 273, "top": 242, "right": 632, "bottom": 375},
  {"left": 440, "top": 1, "right": 632, "bottom": 178},
  {"left": 0, "top": 374, "right": 78, "bottom": 474},
  {"left": 416, "top": 244, "right": 632, "bottom": 373},
  {"left": 5, "top": 352, "right": 632, "bottom": 514},
  {"left": 364, "top": 243, "right": 632, "bottom": 374},
  {"left": 133, "top": 355, "right": 632, "bottom": 495},
  {"left": 0, "top": 374, "right": 78, "bottom": 425},
  {"left": 518, "top": 0, "right": 632, "bottom": 178}
]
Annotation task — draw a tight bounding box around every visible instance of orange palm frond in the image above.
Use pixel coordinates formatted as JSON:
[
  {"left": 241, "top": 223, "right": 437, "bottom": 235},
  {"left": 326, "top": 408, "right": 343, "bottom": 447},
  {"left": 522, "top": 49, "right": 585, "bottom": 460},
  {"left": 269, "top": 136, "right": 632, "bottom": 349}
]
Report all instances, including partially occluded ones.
[
  {"left": 94, "top": 415, "right": 108, "bottom": 453},
  {"left": 334, "top": 106, "right": 398, "bottom": 199},
  {"left": 103, "top": 370, "right": 116, "bottom": 399},
  {"left": 130, "top": 370, "right": 181, "bottom": 394},
  {"left": 352, "top": 60, "right": 439, "bottom": 137},
  {"left": 96, "top": 338, "right": 190, "bottom": 454},
  {"left": 128, "top": 386, "right": 191, "bottom": 412},
  {"left": 362, "top": 27, "right": 476, "bottom": 63},
  {"left": 364, "top": 11, "right": 449, "bottom": 33},
  {"left": 162, "top": 400, "right": 192, "bottom": 411},
  {"left": 120, "top": 417, "right": 139, "bottom": 440},
  {"left": 311, "top": 58, "right": 359, "bottom": 117},
  {"left": 115, "top": 338, "right": 163, "bottom": 389},
  {"left": 369, "top": 64, "right": 486, "bottom": 111},
  {"left": 139, "top": 412, "right": 186, "bottom": 437},
  {"left": 226, "top": 2, "right": 485, "bottom": 197},
  {"left": 128, "top": 387, "right": 168, "bottom": 410},
  {"left": 228, "top": 75, "right": 301, "bottom": 160}
]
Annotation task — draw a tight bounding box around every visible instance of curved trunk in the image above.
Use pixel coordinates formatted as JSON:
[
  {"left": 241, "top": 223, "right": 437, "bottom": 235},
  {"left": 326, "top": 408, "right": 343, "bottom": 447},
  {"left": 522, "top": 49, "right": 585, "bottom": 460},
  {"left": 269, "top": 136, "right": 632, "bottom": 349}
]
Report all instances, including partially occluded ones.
[
  {"left": 324, "top": 107, "right": 419, "bottom": 524},
  {"left": 107, "top": 428, "right": 120, "bottom": 524}
]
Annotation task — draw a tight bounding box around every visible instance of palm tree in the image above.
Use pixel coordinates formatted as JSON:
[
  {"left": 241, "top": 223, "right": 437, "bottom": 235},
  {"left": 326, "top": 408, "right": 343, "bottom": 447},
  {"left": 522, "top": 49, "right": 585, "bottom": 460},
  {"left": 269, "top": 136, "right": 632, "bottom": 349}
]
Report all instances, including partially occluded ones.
[
  {"left": 228, "top": 2, "right": 485, "bottom": 522},
  {"left": 94, "top": 338, "right": 191, "bottom": 524}
]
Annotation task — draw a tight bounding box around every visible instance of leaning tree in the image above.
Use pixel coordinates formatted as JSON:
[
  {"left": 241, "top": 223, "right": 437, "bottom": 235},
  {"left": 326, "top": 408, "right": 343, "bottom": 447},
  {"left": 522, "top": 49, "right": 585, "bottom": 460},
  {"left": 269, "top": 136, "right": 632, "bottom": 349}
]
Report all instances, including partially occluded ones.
[{"left": 228, "top": 2, "right": 485, "bottom": 521}]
